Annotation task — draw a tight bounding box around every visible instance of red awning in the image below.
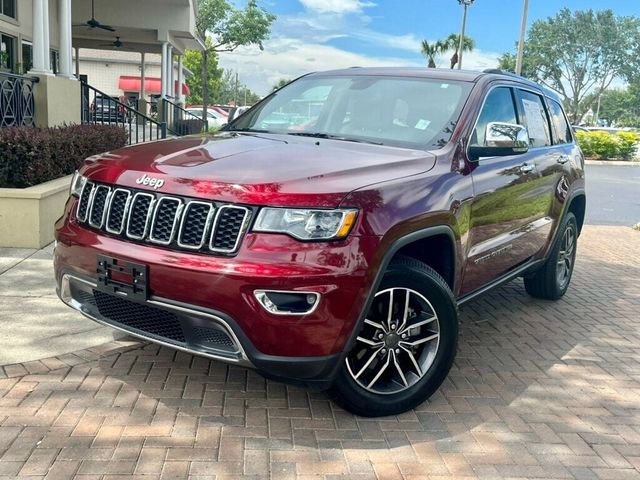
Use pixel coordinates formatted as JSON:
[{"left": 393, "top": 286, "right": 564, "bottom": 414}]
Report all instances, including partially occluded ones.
[{"left": 118, "top": 76, "right": 190, "bottom": 95}]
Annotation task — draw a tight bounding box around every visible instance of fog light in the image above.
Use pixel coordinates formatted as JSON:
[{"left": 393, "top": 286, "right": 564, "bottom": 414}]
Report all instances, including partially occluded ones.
[{"left": 254, "top": 290, "right": 320, "bottom": 315}]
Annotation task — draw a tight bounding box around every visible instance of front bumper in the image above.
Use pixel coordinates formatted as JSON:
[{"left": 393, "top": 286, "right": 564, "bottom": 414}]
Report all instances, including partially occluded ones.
[
  {"left": 57, "top": 271, "right": 341, "bottom": 388},
  {"left": 54, "top": 198, "right": 381, "bottom": 388}
]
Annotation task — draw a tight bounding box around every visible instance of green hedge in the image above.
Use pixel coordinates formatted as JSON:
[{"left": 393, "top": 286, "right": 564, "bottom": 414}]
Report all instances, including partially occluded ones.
[
  {"left": 575, "top": 130, "right": 640, "bottom": 161},
  {"left": 0, "top": 124, "right": 128, "bottom": 188}
]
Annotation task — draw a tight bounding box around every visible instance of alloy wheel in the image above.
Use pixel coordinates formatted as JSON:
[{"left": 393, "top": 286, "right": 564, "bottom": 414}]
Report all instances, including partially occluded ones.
[
  {"left": 556, "top": 224, "right": 576, "bottom": 289},
  {"left": 346, "top": 287, "right": 440, "bottom": 395}
]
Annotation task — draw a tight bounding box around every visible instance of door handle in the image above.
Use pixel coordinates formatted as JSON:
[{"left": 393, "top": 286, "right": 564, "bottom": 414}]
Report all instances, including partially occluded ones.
[
  {"left": 520, "top": 163, "right": 536, "bottom": 174},
  {"left": 557, "top": 154, "right": 570, "bottom": 164}
]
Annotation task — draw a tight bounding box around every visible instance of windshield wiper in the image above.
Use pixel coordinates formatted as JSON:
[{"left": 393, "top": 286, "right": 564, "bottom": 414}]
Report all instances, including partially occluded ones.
[
  {"left": 227, "top": 128, "right": 271, "bottom": 133},
  {"left": 286, "top": 132, "right": 383, "bottom": 145}
]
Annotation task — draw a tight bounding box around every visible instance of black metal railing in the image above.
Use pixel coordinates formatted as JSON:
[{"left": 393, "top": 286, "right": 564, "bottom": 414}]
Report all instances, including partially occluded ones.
[
  {"left": 0, "top": 72, "right": 39, "bottom": 128},
  {"left": 161, "top": 98, "right": 207, "bottom": 136},
  {"left": 80, "top": 81, "right": 169, "bottom": 145}
]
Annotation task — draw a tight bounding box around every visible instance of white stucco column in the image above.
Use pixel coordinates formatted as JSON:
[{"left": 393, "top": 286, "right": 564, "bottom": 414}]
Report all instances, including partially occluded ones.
[
  {"left": 57, "top": 0, "right": 74, "bottom": 78},
  {"left": 167, "top": 45, "right": 174, "bottom": 98},
  {"left": 29, "top": 0, "right": 48, "bottom": 74},
  {"left": 74, "top": 47, "right": 80, "bottom": 77},
  {"left": 140, "top": 52, "right": 146, "bottom": 101},
  {"left": 160, "top": 42, "right": 168, "bottom": 98},
  {"left": 43, "top": 0, "right": 52, "bottom": 73},
  {"left": 177, "top": 55, "right": 184, "bottom": 105}
]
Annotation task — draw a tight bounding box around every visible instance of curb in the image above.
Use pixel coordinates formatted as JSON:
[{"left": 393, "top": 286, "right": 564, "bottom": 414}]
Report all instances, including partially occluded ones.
[{"left": 585, "top": 160, "right": 640, "bottom": 166}]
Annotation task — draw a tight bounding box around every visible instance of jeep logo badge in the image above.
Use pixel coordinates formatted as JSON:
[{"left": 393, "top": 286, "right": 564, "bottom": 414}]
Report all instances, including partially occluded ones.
[{"left": 136, "top": 174, "right": 164, "bottom": 190}]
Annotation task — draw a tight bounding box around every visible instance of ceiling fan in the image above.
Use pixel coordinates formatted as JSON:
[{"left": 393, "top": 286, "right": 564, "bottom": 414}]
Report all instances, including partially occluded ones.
[
  {"left": 100, "top": 37, "right": 124, "bottom": 49},
  {"left": 73, "top": 0, "right": 115, "bottom": 32}
]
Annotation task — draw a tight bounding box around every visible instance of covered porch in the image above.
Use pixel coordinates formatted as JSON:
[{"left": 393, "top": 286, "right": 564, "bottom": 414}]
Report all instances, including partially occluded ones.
[{"left": 6, "top": 0, "right": 202, "bottom": 128}]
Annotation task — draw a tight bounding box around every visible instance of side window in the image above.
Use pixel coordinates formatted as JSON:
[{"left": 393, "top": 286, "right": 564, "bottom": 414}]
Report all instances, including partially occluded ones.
[
  {"left": 472, "top": 87, "right": 519, "bottom": 146},
  {"left": 548, "top": 99, "right": 573, "bottom": 144},
  {"left": 516, "top": 90, "right": 552, "bottom": 148}
]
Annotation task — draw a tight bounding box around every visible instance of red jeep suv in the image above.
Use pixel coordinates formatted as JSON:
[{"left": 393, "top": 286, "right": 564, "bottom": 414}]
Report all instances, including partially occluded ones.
[{"left": 55, "top": 68, "right": 585, "bottom": 416}]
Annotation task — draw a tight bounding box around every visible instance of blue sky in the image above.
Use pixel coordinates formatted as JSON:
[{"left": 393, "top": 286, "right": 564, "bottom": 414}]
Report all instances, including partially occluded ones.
[{"left": 219, "top": 0, "right": 638, "bottom": 95}]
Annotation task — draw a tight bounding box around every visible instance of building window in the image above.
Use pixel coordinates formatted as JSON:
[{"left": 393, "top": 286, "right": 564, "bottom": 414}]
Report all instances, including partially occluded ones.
[
  {"left": 0, "top": 33, "right": 15, "bottom": 72},
  {"left": 1, "top": 0, "right": 16, "bottom": 19},
  {"left": 21, "top": 41, "right": 32, "bottom": 74},
  {"left": 50, "top": 49, "right": 59, "bottom": 74}
]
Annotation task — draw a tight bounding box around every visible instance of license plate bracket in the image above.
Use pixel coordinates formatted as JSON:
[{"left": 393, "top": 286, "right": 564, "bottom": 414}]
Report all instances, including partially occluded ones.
[{"left": 96, "top": 255, "right": 148, "bottom": 301}]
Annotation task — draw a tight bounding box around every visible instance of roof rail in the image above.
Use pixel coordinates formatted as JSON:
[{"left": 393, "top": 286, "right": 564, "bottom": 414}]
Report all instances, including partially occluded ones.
[{"left": 482, "top": 68, "right": 521, "bottom": 78}]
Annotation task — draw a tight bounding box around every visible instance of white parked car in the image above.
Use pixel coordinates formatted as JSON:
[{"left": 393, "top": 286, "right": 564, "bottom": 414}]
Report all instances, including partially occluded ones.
[{"left": 185, "top": 107, "right": 227, "bottom": 128}]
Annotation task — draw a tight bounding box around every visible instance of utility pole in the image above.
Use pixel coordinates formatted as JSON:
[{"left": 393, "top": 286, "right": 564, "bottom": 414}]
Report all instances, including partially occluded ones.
[
  {"left": 515, "top": 0, "right": 529, "bottom": 75},
  {"left": 234, "top": 71, "right": 239, "bottom": 107},
  {"left": 456, "top": 0, "right": 474, "bottom": 70}
]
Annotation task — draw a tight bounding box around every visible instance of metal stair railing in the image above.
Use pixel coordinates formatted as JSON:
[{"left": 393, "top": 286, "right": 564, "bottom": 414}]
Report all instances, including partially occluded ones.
[{"left": 80, "top": 81, "right": 170, "bottom": 145}]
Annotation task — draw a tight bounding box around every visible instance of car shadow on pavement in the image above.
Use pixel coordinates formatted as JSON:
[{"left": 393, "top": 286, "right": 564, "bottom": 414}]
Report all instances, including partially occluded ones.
[{"left": 91, "top": 245, "right": 640, "bottom": 458}]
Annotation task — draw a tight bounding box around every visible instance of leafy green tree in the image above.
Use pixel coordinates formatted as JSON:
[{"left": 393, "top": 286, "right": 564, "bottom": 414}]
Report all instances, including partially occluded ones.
[
  {"left": 272, "top": 78, "right": 291, "bottom": 91},
  {"left": 183, "top": 37, "right": 223, "bottom": 105},
  {"left": 446, "top": 34, "right": 475, "bottom": 69},
  {"left": 498, "top": 9, "right": 640, "bottom": 123},
  {"left": 195, "top": 0, "right": 275, "bottom": 118},
  {"left": 594, "top": 84, "right": 640, "bottom": 127},
  {"left": 214, "top": 69, "right": 261, "bottom": 105}
]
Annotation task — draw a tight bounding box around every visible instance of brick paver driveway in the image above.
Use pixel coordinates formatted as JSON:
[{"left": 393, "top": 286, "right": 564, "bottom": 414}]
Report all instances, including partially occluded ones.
[{"left": 1, "top": 225, "right": 639, "bottom": 480}]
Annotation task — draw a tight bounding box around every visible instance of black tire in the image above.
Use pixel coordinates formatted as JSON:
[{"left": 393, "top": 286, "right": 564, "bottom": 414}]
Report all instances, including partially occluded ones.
[
  {"left": 524, "top": 212, "right": 578, "bottom": 300},
  {"left": 330, "top": 256, "right": 458, "bottom": 417}
]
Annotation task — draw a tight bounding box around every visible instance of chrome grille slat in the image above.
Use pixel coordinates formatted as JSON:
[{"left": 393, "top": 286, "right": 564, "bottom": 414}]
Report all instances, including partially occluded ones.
[
  {"left": 76, "top": 183, "right": 249, "bottom": 255},
  {"left": 210, "top": 206, "right": 251, "bottom": 253},
  {"left": 149, "top": 197, "right": 182, "bottom": 245},
  {"left": 76, "top": 181, "right": 94, "bottom": 223},
  {"left": 177, "top": 201, "right": 214, "bottom": 249},
  {"left": 88, "top": 185, "right": 111, "bottom": 228},
  {"left": 105, "top": 189, "right": 132, "bottom": 234},
  {"left": 126, "top": 193, "right": 155, "bottom": 240}
]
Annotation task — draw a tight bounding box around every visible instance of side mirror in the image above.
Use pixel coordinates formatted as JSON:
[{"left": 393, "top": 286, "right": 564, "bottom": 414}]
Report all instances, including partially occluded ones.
[{"left": 469, "top": 122, "right": 530, "bottom": 160}]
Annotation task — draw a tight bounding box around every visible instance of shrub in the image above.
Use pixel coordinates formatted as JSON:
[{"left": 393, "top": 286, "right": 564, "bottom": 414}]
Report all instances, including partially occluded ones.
[
  {"left": 575, "top": 130, "right": 640, "bottom": 160},
  {"left": 0, "top": 124, "right": 128, "bottom": 188}
]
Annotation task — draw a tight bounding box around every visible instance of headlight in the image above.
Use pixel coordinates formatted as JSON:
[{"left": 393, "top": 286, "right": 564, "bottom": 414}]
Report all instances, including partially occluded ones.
[
  {"left": 253, "top": 208, "right": 358, "bottom": 240},
  {"left": 70, "top": 171, "right": 87, "bottom": 197}
]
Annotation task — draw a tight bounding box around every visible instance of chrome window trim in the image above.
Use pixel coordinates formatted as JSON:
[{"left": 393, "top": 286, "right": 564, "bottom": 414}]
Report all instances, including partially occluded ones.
[
  {"left": 88, "top": 185, "right": 112, "bottom": 229},
  {"left": 105, "top": 188, "right": 132, "bottom": 235},
  {"left": 177, "top": 201, "right": 215, "bottom": 250},
  {"left": 125, "top": 192, "right": 155, "bottom": 240},
  {"left": 149, "top": 196, "right": 184, "bottom": 245},
  {"left": 209, "top": 205, "right": 251, "bottom": 253},
  {"left": 76, "top": 181, "right": 94, "bottom": 223}
]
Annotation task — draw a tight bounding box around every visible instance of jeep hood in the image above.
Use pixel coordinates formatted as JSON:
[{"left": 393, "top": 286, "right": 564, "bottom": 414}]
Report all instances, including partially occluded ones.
[{"left": 81, "top": 133, "right": 436, "bottom": 207}]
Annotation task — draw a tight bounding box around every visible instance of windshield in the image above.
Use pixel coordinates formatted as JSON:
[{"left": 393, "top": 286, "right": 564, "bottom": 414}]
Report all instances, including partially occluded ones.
[{"left": 229, "top": 75, "right": 472, "bottom": 149}]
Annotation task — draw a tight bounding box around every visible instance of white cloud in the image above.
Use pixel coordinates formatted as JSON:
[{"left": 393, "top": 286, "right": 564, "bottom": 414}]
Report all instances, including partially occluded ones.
[
  {"left": 298, "top": 0, "right": 374, "bottom": 14},
  {"left": 218, "top": 38, "right": 502, "bottom": 96}
]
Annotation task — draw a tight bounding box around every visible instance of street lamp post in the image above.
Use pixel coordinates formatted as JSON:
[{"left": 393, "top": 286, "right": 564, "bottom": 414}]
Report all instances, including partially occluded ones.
[
  {"left": 456, "top": 0, "right": 474, "bottom": 70},
  {"left": 515, "top": 0, "right": 529, "bottom": 75}
]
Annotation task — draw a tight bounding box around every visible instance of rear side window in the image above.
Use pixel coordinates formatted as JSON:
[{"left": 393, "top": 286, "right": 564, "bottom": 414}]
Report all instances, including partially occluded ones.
[
  {"left": 471, "top": 87, "right": 519, "bottom": 146},
  {"left": 516, "top": 90, "right": 551, "bottom": 148},
  {"left": 548, "top": 99, "right": 573, "bottom": 144}
]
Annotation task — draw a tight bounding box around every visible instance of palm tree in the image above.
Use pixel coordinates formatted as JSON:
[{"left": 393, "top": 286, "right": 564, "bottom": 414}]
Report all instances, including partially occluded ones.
[
  {"left": 446, "top": 34, "right": 475, "bottom": 69},
  {"left": 420, "top": 39, "right": 448, "bottom": 68}
]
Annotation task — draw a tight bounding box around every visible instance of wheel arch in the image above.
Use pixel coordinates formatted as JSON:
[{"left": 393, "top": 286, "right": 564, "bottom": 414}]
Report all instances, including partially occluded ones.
[
  {"left": 339, "top": 225, "right": 459, "bottom": 362},
  {"left": 567, "top": 191, "right": 586, "bottom": 235}
]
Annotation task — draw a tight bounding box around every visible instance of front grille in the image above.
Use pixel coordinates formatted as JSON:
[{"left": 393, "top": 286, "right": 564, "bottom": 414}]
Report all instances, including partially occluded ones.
[
  {"left": 76, "top": 183, "right": 251, "bottom": 255},
  {"left": 93, "top": 290, "right": 186, "bottom": 344}
]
